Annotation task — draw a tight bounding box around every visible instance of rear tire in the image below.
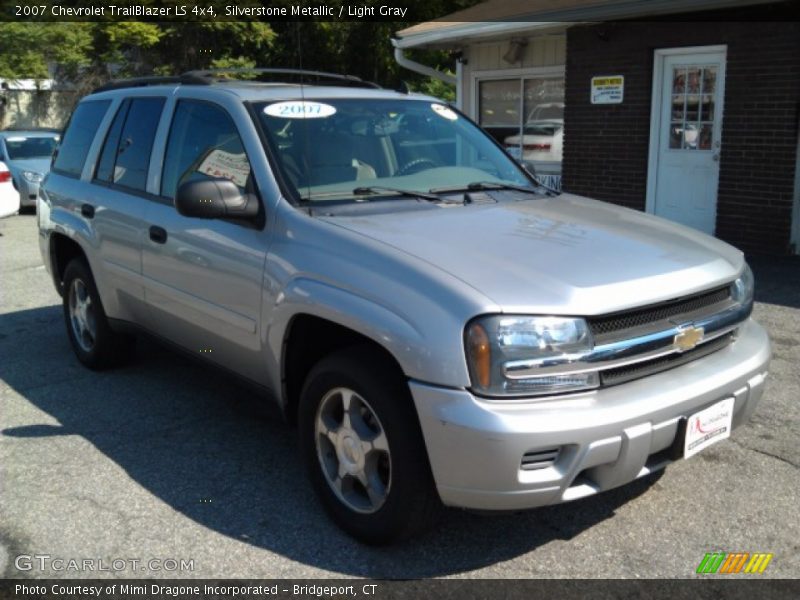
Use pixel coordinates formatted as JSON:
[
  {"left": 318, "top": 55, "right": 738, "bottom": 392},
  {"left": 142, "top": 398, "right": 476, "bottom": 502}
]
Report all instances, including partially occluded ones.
[
  {"left": 298, "top": 346, "right": 441, "bottom": 544},
  {"left": 62, "top": 258, "right": 135, "bottom": 369}
]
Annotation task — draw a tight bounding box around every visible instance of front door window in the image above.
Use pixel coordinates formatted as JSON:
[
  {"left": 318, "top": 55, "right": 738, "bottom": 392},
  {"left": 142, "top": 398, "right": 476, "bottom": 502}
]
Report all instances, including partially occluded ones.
[{"left": 669, "top": 66, "right": 717, "bottom": 150}]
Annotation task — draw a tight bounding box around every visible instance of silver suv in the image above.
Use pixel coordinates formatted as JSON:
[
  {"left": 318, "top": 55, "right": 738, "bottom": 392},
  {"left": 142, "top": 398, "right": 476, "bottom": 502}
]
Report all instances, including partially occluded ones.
[{"left": 38, "top": 70, "right": 771, "bottom": 544}]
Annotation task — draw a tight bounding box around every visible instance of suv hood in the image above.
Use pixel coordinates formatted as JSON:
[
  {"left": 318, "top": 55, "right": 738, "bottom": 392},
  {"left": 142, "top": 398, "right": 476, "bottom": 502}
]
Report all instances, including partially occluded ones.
[{"left": 319, "top": 193, "right": 744, "bottom": 315}]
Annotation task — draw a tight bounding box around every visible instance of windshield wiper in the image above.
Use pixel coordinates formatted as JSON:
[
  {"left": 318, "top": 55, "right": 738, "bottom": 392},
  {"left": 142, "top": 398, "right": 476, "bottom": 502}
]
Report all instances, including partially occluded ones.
[
  {"left": 430, "top": 181, "right": 557, "bottom": 197},
  {"left": 352, "top": 186, "right": 440, "bottom": 202}
]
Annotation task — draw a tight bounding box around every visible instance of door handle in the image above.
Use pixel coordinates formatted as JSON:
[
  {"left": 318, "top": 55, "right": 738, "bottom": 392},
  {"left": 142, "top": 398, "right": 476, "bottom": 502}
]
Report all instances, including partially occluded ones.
[
  {"left": 80, "top": 203, "right": 95, "bottom": 218},
  {"left": 712, "top": 153, "right": 720, "bottom": 162},
  {"left": 149, "top": 225, "right": 168, "bottom": 244}
]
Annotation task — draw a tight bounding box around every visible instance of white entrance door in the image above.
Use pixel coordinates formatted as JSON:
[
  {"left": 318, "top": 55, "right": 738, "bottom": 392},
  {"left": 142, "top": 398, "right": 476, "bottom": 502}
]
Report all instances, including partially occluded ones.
[{"left": 647, "top": 47, "right": 726, "bottom": 234}]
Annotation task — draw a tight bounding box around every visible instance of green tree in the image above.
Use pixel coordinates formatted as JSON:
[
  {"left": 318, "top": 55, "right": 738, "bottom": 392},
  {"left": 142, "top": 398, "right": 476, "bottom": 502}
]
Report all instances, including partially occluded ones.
[
  {"left": 0, "top": 0, "right": 480, "bottom": 92},
  {"left": 0, "top": 23, "right": 93, "bottom": 82}
]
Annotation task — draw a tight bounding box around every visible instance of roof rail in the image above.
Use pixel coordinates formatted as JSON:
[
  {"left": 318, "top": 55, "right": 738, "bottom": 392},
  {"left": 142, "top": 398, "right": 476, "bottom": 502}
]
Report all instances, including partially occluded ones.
[
  {"left": 1, "top": 126, "right": 61, "bottom": 133},
  {"left": 181, "top": 68, "right": 382, "bottom": 89},
  {"left": 91, "top": 74, "right": 211, "bottom": 94}
]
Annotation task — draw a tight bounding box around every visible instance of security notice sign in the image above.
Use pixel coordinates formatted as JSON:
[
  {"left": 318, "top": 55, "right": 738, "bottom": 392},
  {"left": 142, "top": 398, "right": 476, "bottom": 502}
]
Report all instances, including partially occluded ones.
[{"left": 591, "top": 75, "right": 624, "bottom": 104}]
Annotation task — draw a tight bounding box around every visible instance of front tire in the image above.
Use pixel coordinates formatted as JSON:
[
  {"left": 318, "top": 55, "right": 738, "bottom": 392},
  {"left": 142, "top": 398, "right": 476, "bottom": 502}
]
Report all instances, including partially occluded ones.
[
  {"left": 298, "top": 347, "right": 440, "bottom": 544},
  {"left": 62, "top": 258, "right": 134, "bottom": 369}
]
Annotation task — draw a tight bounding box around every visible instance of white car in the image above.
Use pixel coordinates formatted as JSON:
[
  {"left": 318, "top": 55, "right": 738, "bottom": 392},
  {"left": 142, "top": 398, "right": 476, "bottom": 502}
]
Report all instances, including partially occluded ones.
[
  {"left": 0, "top": 161, "right": 20, "bottom": 218},
  {"left": 504, "top": 102, "right": 564, "bottom": 176}
]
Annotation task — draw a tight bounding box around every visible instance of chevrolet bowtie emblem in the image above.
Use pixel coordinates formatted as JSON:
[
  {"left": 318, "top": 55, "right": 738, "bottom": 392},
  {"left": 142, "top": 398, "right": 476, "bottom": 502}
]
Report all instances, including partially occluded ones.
[{"left": 674, "top": 326, "right": 704, "bottom": 352}]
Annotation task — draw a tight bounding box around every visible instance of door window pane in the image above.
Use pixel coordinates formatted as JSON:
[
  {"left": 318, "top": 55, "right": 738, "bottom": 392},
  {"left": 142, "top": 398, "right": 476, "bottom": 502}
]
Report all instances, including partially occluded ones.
[
  {"left": 668, "top": 65, "right": 716, "bottom": 151},
  {"left": 699, "top": 124, "right": 714, "bottom": 150},
  {"left": 161, "top": 100, "right": 252, "bottom": 200},
  {"left": 53, "top": 100, "right": 111, "bottom": 177},
  {"left": 112, "top": 98, "right": 165, "bottom": 191},
  {"left": 94, "top": 100, "right": 130, "bottom": 183},
  {"left": 703, "top": 67, "right": 717, "bottom": 93}
]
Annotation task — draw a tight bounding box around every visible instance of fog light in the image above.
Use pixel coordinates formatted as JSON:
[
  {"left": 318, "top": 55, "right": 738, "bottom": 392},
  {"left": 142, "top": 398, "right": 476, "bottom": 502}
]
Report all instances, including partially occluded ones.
[{"left": 504, "top": 372, "right": 599, "bottom": 395}]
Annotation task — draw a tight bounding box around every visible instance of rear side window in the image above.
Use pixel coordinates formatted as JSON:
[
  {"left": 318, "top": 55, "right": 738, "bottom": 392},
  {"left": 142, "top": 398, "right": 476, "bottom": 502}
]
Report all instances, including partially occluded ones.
[
  {"left": 160, "top": 100, "right": 252, "bottom": 199},
  {"left": 94, "top": 97, "right": 165, "bottom": 192},
  {"left": 95, "top": 100, "right": 130, "bottom": 183},
  {"left": 52, "top": 100, "right": 110, "bottom": 177}
]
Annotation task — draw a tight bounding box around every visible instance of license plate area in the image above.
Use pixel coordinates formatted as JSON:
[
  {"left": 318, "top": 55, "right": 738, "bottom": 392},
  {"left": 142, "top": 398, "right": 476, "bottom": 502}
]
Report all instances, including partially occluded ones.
[{"left": 675, "top": 397, "right": 735, "bottom": 459}]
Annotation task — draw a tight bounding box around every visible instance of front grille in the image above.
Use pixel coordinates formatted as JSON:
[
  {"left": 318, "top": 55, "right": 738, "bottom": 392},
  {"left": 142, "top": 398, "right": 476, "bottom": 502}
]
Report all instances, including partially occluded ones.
[
  {"left": 600, "top": 332, "right": 734, "bottom": 387},
  {"left": 588, "top": 285, "right": 731, "bottom": 341}
]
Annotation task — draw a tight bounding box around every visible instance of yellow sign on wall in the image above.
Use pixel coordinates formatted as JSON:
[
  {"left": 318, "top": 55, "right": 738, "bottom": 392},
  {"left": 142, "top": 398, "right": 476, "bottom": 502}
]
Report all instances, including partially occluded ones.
[{"left": 591, "top": 75, "right": 624, "bottom": 104}]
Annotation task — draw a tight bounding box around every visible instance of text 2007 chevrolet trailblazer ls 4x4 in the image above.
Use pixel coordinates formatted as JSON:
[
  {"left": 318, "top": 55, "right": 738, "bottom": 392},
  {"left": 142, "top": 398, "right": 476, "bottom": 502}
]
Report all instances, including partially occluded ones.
[{"left": 37, "top": 70, "right": 771, "bottom": 543}]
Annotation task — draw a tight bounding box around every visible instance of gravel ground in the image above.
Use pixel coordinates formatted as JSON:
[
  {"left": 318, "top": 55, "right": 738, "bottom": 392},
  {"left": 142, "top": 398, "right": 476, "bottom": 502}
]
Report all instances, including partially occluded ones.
[{"left": 1, "top": 213, "right": 798, "bottom": 579}]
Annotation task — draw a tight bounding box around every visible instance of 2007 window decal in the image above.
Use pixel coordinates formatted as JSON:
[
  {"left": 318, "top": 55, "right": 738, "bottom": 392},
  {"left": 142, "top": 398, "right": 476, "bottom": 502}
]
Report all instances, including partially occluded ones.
[{"left": 264, "top": 101, "right": 337, "bottom": 119}]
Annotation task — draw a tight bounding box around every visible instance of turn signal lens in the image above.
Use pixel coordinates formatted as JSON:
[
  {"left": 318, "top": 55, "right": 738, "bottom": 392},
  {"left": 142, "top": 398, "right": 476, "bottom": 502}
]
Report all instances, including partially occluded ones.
[{"left": 466, "top": 322, "right": 491, "bottom": 389}]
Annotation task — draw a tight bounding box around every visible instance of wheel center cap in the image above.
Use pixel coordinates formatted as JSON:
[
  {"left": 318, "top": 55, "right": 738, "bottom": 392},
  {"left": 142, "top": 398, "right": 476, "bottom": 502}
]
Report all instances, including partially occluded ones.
[{"left": 339, "top": 433, "right": 363, "bottom": 471}]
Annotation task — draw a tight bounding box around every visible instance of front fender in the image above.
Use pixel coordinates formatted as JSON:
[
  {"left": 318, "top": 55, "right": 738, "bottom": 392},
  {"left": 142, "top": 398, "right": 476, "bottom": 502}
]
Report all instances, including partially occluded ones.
[{"left": 267, "top": 276, "right": 474, "bottom": 391}]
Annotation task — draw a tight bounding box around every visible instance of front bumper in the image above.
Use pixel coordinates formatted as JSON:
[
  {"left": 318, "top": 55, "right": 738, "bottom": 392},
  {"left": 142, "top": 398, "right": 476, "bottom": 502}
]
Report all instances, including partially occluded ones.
[
  {"left": 19, "top": 180, "right": 40, "bottom": 207},
  {"left": 410, "top": 318, "right": 770, "bottom": 511}
]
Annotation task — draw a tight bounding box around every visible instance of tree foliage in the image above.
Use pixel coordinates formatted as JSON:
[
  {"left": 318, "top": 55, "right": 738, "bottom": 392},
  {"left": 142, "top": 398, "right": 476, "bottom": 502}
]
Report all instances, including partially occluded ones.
[
  {"left": 0, "top": 0, "right": 480, "bottom": 96},
  {"left": 0, "top": 23, "right": 93, "bottom": 81}
]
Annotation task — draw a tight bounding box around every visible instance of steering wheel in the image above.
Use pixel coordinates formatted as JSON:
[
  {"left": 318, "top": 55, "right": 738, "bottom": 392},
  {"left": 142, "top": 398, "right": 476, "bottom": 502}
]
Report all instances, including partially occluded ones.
[{"left": 395, "top": 157, "right": 440, "bottom": 177}]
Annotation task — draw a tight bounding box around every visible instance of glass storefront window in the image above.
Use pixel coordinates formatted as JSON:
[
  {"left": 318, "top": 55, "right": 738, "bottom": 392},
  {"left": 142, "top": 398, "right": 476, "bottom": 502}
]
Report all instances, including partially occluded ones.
[{"left": 478, "top": 75, "right": 564, "bottom": 189}]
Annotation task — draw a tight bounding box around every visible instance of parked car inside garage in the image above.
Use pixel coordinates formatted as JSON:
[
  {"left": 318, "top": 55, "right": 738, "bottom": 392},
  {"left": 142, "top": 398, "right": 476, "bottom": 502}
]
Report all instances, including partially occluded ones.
[{"left": 504, "top": 102, "right": 563, "bottom": 180}]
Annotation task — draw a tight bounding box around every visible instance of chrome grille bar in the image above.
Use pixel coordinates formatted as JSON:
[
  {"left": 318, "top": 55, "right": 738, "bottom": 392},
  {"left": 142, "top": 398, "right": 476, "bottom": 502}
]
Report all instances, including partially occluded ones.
[{"left": 503, "top": 301, "right": 752, "bottom": 380}]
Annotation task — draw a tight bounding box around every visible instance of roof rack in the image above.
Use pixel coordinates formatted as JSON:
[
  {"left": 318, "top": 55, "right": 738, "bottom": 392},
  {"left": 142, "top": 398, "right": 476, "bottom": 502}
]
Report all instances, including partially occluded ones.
[
  {"left": 183, "top": 68, "right": 382, "bottom": 89},
  {"left": 1, "top": 126, "right": 61, "bottom": 133},
  {"left": 91, "top": 74, "right": 212, "bottom": 94},
  {"left": 90, "top": 69, "right": 382, "bottom": 95}
]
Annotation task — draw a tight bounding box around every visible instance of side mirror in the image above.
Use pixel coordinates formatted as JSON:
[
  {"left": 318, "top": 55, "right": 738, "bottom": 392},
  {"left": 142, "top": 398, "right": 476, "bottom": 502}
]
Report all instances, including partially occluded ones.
[{"left": 175, "top": 178, "right": 259, "bottom": 220}]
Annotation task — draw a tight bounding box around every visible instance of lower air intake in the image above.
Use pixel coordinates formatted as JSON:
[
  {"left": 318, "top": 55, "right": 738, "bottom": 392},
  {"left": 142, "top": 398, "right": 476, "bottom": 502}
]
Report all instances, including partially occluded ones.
[{"left": 521, "top": 448, "right": 560, "bottom": 471}]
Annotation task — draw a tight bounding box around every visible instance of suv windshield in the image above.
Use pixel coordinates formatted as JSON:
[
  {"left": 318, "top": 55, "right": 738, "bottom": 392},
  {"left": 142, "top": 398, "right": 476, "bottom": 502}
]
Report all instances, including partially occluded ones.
[
  {"left": 255, "top": 98, "right": 533, "bottom": 202},
  {"left": 4, "top": 135, "right": 59, "bottom": 160}
]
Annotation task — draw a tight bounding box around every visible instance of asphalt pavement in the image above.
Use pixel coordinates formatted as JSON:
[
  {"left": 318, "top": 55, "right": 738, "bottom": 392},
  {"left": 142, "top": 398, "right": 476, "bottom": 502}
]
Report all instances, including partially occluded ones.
[{"left": 1, "top": 213, "right": 798, "bottom": 579}]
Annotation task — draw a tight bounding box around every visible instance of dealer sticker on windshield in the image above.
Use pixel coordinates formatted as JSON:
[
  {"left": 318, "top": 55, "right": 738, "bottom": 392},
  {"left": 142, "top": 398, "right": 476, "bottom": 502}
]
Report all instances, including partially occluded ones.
[
  {"left": 684, "top": 397, "right": 735, "bottom": 459},
  {"left": 431, "top": 103, "right": 458, "bottom": 121},
  {"left": 264, "top": 101, "right": 336, "bottom": 119}
]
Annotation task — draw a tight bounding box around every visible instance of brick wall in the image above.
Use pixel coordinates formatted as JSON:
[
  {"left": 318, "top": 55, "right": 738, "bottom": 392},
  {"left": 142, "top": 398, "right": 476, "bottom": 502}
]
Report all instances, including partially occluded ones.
[{"left": 563, "top": 12, "right": 800, "bottom": 254}]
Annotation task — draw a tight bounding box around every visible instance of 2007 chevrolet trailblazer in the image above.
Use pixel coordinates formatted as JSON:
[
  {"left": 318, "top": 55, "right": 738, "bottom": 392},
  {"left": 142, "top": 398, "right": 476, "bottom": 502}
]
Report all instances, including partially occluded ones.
[{"left": 38, "top": 70, "right": 771, "bottom": 544}]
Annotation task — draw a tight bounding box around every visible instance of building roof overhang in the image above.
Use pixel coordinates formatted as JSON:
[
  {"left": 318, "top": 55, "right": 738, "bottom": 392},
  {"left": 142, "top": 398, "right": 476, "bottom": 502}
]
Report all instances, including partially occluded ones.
[{"left": 394, "top": 0, "right": 780, "bottom": 48}]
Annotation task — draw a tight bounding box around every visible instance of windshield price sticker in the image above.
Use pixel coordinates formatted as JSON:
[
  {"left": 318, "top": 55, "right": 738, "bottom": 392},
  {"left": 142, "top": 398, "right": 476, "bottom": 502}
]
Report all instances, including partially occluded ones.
[
  {"left": 264, "top": 101, "right": 336, "bottom": 119},
  {"left": 431, "top": 104, "right": 458, "bottom": 121}
]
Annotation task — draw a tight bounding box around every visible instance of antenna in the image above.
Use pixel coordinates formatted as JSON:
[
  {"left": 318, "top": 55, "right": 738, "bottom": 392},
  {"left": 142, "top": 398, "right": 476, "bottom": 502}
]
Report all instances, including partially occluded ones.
[{"left": 295, "top": 22, "right": 310, "bottom": 202}]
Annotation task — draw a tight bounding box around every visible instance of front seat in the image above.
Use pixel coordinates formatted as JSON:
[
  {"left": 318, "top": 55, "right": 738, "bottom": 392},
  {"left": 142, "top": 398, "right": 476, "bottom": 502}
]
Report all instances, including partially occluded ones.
[{"left": 307, "top": 136, "right": 375, "bottom": 187}]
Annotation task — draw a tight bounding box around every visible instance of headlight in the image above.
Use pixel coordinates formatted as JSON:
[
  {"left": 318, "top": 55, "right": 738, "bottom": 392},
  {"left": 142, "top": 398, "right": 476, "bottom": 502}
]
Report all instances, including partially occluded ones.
[
  {"left": 465, "top": 315, "right": 598, "bottom": 397},
  {"left": 731, "top": 263, "right": 754, "bottom": 307},
  {"left": 22, "top": 171, "right": 43, "bottom": 184}
]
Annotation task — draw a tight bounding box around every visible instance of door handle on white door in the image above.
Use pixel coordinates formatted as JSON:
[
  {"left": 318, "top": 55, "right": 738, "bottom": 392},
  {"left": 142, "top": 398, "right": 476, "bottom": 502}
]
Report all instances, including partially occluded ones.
[{"left": 712, "top": 153, "right": 720, "bottom": 162}]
